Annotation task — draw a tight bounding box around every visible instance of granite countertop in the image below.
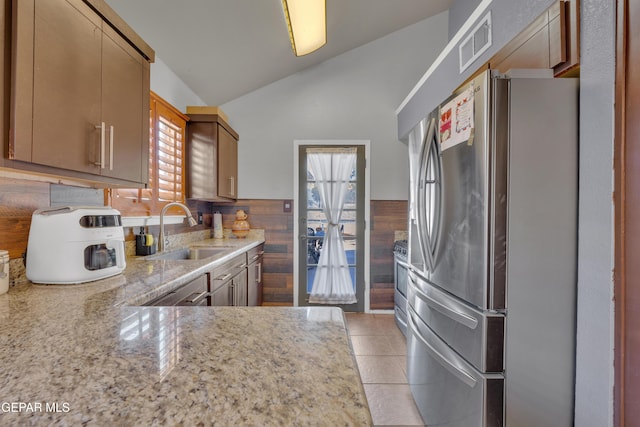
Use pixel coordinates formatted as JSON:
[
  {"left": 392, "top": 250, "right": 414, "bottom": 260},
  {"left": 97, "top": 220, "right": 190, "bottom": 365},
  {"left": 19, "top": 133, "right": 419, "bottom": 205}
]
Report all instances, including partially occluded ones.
[{"left": 0, "top": 238, "right": 372, "bottom": 426}]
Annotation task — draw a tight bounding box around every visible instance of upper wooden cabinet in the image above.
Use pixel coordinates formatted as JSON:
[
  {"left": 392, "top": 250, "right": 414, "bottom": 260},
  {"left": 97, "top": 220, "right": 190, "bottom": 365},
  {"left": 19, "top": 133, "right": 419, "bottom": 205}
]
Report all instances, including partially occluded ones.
[
  {"left": 6, "top": 0, "right": 153, "bottom": 187},
  {"left": 490, "top": 0, "right": 579, "bottom": 76},
  {"left": 186, "top": 114, "right": 239, "bottom": 201}
]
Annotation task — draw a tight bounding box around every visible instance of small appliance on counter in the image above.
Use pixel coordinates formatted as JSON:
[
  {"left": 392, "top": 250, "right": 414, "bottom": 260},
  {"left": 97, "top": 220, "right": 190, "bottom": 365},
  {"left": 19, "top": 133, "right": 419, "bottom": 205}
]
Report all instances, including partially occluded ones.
[{"left": 26, "top": 206, "right": 126, "bottom": 284}]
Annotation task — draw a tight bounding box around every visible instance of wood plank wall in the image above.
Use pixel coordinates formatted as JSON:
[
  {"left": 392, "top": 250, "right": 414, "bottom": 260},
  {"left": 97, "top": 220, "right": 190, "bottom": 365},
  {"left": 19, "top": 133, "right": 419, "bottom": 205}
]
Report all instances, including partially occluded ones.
[
  {"left": 211, "top": 200, "right": 294, "bottom": 306},
  {"left": 0, "top": 178, "right": 50, "bottom": 259},
  {"left": 0, "top": 178, "right": 107, "bottom": 261},
  {"left": 210, "top": 199, "right": 407, "bottom": 310},
  {"left": 370, "top": 200, "right": 408, "bottom": 309},
  {"left": 0, "top": 179, "right": 407, "bottom": 310}
]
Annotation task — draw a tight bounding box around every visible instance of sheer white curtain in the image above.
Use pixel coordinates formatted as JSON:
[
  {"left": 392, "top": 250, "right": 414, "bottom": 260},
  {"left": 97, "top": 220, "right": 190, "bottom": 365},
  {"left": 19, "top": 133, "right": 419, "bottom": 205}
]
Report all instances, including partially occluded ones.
[{"left": 308, "top": 151, "right": 357, "bottom": 304}]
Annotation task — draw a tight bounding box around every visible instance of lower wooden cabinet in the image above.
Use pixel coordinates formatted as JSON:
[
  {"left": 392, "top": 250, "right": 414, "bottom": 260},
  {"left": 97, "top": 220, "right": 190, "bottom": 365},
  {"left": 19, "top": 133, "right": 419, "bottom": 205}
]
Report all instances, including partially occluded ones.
[
  {"left": 232, "top": 270, "right": 248, "bottom": 307},
  {"left": 147, "top": 275, "right": 209, "bottom": 306},
  {"left": 247, "top": 244, "right": 264, "bottom": 306},
  {"left": 208, "top": 254, "right": 247, "bottom": 307},
  {"left": 144, "top": 245, "right": 263, "bottom": 308},
  {"left": 210, "top": 279, "right": 232, "bottom": 306}
]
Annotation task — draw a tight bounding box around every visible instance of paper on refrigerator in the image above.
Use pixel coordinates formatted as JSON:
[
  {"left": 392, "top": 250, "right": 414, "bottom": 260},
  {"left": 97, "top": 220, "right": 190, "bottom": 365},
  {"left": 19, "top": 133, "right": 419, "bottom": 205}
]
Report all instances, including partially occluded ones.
[{"left": 438, "top": 86, "right": 474, "bottom": 151}]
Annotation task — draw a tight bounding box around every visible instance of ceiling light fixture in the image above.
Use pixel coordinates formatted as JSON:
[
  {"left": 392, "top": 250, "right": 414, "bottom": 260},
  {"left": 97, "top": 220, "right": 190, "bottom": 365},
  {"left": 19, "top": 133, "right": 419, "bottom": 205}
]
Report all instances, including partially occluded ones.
[{"left": 281, "top": 0, "right": 326, "bottom": 56}]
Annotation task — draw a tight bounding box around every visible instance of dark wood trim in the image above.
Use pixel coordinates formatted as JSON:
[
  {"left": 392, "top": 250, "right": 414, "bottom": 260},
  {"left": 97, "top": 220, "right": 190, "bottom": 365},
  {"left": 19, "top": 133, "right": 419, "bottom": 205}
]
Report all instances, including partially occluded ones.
[
  {"left": 151, "top": 90, "right": 190, "bottom": 122},
  {"left": 487, "top": 0, "right": 580, "bottom": 77},
  {"left": 614, "top": 0, "right": 626, "bottom": 423},
  {"left": 554, "top": 0, "right": 580, "bottom": 76},
  {"left": 82, "top": 0, "right": 155, "bottom": 62},
  {"left": 186, "top": 114, "right": 239, "bottom": 140},
  {"left": 614, "top": 0, "right": 640, "bottom": 424},
  {"left": 489, "top": 5, "right": 549, "bottom": 67}
]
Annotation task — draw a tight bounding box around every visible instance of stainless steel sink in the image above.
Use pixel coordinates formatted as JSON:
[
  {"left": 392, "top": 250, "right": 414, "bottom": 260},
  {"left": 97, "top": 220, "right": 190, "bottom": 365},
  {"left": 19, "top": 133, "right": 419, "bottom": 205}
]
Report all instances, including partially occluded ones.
[{"left": 145, "top": 246, "right": 230, "bottom": 261}]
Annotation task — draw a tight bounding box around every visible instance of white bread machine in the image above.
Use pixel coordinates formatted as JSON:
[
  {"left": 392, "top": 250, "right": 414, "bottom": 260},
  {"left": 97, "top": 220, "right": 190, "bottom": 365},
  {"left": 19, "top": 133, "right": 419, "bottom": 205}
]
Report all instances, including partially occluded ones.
[{"left": 26, "top": 206, "right": 126, "bottom": 284}]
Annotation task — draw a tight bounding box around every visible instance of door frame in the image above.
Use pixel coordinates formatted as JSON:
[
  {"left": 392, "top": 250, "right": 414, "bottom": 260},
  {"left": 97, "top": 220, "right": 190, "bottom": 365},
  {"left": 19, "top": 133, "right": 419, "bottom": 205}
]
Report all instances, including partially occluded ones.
[
  {"left": 293, "top": 140, "right": 371, "bottom": 311},
  {"left": 615, "top": 0, "right": 640, "bottom": 424}
]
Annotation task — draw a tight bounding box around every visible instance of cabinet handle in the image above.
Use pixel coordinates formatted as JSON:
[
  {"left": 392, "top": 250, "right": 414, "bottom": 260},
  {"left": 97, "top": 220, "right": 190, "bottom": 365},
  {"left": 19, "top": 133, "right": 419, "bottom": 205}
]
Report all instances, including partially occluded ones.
[
  {"left": 109, "top": 125, "right": 114, "bottom": 171},
  {"left": 185, "top": 291, "right": 208, "bottom": 304},
  {"left": 250, "top": 253, "right": 264, "bottom": 262},
  {"left": 215, "top": 273, "right": 232, "bottom": 281},
  {"left": 229, "top": 176, "right": 235, "bottom": 196},
  {"left": 257, "top": 263, "right": 262, "bottom": 282},
  {"left": 94, "top": 122, "right": 105, "bottom": 168}
]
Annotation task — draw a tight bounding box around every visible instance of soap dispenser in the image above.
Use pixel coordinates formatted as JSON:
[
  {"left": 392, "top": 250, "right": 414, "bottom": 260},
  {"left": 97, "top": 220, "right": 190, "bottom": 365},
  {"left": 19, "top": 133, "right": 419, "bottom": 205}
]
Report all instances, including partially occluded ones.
[{"left": 136, "top": 227, "right": 156, "bottom": 256}]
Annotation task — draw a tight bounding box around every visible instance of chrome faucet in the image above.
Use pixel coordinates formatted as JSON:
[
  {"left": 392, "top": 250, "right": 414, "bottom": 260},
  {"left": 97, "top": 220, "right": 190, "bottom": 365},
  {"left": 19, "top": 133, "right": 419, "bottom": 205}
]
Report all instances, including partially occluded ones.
[{"left": 158, "top": 202, "right": 198, "bottom": 252}]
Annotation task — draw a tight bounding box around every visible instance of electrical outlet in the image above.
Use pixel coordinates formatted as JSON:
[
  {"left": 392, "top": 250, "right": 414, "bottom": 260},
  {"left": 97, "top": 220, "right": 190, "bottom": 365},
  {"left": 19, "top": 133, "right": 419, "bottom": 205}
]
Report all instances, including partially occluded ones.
[{"left": 283, "top": 200, "right": 292, "bottom": 213}]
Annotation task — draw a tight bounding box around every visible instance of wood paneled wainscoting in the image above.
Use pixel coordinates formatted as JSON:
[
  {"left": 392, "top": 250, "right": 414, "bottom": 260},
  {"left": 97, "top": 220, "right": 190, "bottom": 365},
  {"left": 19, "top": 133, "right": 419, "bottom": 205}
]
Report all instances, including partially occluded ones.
[
  {"left": 212, "top": 199, "right": 407, "bottom": 309},
  {"left": 369, "top": 200, "right": 408, "bottom": 310},
  {"left": 0, "top": 178, "right": 50, "bottom": 260},
  {"left": 0, "top": 183, "right": 407, "bottom": 310},
  {"left": 0, "top": 177, "right": 110, "bottom": 283},
  {"left": 213, "top": 200, "right": 295, "bottom": 306}
]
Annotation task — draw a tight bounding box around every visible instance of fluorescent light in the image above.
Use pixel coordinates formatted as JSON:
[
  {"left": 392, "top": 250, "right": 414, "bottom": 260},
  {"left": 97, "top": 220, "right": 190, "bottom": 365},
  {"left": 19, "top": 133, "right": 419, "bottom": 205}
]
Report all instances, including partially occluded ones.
[{"left": 282, "top": 0, "right": 326, "bottom": 56}]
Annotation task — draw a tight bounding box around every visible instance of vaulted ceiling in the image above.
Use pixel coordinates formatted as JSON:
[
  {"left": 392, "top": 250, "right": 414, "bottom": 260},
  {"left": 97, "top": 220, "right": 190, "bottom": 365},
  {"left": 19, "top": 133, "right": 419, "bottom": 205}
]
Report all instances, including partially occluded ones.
[{"left": 105, "top": 0, "right": 453, "bottom": 105}]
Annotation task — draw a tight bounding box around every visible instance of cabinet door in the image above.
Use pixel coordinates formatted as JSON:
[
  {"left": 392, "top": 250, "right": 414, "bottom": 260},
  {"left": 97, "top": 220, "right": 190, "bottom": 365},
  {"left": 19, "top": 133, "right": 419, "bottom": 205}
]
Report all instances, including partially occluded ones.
[
  {"left": 247, "top": 261, "right": 258, "bottom": 306},
  {"left": 247, "top": 256, "right": 263, "bottom": 306},
  {"left": 247, "top": 245, "right": 264, "bottom": 306},
  {"left": 186, "top": 121, "right": 218, "bottom": 200},
  {"left": 217, "top": 125, "right": 238, "bottom": 199},
  {"left": 148, "top": 275, "right": 207, "bottom": 306},
  {"left": 256, "top": 257, "right": 263, "bottom": 306},
  {"left": 211, "top": 280, "right": 232, "bottom": 306},
  {"left": 10, "top": 0, "right": 150, "bottom": 185},
  {"left": 23, "top": 0, "right": 102, "bottom": 173},
  {"left": 101, "top": 25, "right": 148, "bottom": 183},
  {"left": 233, "top": 270, "right": 248, "bottom": 306}
]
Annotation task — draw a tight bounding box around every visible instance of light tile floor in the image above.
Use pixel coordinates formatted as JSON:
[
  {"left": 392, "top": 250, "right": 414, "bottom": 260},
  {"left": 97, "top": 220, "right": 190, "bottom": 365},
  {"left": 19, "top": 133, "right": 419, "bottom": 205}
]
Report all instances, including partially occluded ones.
[{"left": 345, "top": 313, "right": 426, "bottom": 427}]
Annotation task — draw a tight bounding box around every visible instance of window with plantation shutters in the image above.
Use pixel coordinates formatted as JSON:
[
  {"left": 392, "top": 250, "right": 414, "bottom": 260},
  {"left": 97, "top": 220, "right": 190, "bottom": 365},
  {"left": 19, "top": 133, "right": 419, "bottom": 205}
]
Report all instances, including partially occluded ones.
[
  {"left": 108, "top": 92, "right": 188, "bottom": 215},
  {"left": 155, "top": 103, "right": 185, "bottom": 203}
]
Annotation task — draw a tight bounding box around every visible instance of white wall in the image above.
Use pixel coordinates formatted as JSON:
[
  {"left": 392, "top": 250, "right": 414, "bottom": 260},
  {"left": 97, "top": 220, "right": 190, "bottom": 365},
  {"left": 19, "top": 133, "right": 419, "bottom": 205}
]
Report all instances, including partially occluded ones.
[
  {"left": 447, "top": 0, "right": 482, "bottom": 40},
  {"left": 220, "top": 12, "right": 449, "bottom": 200},
  {"left": 150, "top": 57, "right": 205, "bottom": 112}
]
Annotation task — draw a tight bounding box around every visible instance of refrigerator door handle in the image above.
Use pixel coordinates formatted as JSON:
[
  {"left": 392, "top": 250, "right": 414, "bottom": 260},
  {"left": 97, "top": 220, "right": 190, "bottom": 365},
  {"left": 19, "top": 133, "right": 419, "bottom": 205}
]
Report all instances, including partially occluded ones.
[
  {"left": 410, "top": 272, "right": 479, "bottom": 330},
  {"left": 408, "top": 309, "right": 478, "bottom": 388},
  {"left": 417, "top": 117, "right": 437, "bottom": 272},
  {"left": 431, "top": 120, "right": 443, "bottom": 266}
]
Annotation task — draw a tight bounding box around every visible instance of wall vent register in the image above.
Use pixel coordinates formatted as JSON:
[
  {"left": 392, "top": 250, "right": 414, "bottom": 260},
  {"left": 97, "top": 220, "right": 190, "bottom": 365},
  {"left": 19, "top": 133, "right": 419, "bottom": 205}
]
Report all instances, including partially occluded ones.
[{"left": 459, "top": 11, "right": 492, "bottom": 73}]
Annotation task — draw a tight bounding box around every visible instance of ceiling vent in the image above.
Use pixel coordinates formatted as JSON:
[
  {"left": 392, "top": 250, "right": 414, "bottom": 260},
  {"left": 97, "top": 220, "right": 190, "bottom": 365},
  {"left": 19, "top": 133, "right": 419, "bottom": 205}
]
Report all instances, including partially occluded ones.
[{"left": 459, "top": 11, "right": 492, "bottom": 73}]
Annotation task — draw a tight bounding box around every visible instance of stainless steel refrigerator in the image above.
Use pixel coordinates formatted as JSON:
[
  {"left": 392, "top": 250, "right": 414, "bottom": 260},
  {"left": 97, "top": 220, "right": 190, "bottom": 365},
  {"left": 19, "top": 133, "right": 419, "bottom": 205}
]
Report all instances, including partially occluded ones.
[{"left": 405, "top": 69, "right": 578, "bottom": 426}]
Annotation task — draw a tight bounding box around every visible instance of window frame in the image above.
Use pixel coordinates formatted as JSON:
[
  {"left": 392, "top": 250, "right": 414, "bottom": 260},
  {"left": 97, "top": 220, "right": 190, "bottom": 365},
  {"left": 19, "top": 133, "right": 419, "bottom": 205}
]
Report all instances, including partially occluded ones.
[{"left": 107, "top": 91, "right": 189, "bottom": 216}]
